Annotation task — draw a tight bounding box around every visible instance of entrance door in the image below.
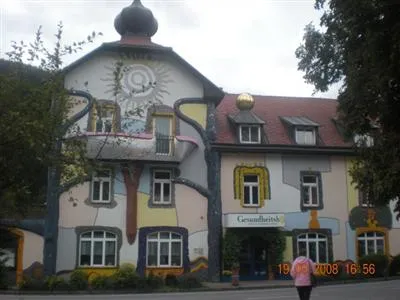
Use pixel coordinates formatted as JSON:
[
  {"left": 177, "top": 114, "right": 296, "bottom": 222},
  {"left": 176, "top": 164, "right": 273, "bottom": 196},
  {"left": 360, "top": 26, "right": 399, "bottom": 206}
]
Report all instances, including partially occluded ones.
[{"left": 239, "top": 237, "right": 268, "bottom": 280}]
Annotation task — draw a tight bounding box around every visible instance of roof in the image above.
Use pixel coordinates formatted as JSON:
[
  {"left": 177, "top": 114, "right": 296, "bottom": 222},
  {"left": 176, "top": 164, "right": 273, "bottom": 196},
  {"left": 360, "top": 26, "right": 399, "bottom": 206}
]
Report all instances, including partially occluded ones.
[
  {"left": 228, "top": 110, "right": 265, "bottom": 125},
  {"left": 215, "top": 94, "right": 353, "bottom": 148},
  {"left": 62, "top": 38, "right": 224, "bottom": 104},
  {"left": 280, "top": 116, "right": 319, "bottom": 127}
]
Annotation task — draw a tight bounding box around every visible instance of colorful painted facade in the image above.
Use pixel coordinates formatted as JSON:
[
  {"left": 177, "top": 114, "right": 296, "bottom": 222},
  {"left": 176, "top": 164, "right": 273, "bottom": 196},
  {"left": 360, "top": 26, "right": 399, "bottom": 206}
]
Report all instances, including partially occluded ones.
[
  {"left": 214, "top": 93, "right": 400, "bottom": 279},
  {"left": 1, "top": 0, "right": 399, "bottom": 285}
]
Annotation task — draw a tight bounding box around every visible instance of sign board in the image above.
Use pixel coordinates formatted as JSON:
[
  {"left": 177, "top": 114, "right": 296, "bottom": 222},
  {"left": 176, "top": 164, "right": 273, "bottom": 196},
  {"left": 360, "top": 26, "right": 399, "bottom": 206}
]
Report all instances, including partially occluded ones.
[{"left": 224, "top": 213, "right": 285, "bottom": 228}]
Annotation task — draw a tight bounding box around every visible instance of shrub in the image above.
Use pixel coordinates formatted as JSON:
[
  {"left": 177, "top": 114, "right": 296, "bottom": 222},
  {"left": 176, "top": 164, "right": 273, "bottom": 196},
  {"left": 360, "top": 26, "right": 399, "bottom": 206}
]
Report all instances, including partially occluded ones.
[
  {"left": 389, "top": 254, "right": 400, "bottom": 276},
  {"left": 45, "top": 275, "right": 69, "bottom": 291},
  {"left": 90, "top": 274, "right": 113, "bottom": 290},
  {"left": 0, "top": 258, "right": 8, "bottom": 290},
  {"left": 359, "top": 254, "right": 389, "bottom": 277},
  {"left": 19, "top": 276, "right": 47, "bottom": 290},
  {"left": 69, "top": 269, "right": 88, "bottom": 290},
  {"left": 146, "top": 272, "right": 163, "bottom": 289},
  {"left": 112, "top": 266, "right": 139, "bottom": 289},
  {"left": 165, "top": 273, "right": 178, "bottom": 287},
  {"left": 177, "top": 274, "right": 202, "bottom": 289}
]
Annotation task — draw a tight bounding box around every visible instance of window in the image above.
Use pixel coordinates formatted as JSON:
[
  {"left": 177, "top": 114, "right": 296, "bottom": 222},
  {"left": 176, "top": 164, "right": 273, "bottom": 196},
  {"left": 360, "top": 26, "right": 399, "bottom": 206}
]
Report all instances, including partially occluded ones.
[
  {"left": 354, "top": 134, "right": 374, "bottom": 147},
  {"left": 301, "top": 174, "right": 319, "bottom": 207},
  {"left": 153, "top": 170, "right": 172, "bottom": 204},
  {"left": 146, "top": 232, "right": 182, "bottom": 267},
  {"left": 154, "top": 116, "right": 173, "bottom": 155},
  {"left": 357, "top": 232, "right": 385, "bottom": 257},
  {"left": 239, "top": 125, "right": 261, "bottom": 143},
  {"left": 295, "top": 127, "right": 316, "bottom": 145},
  {"left": 91, "top": 170, "right": 111, "bottom": 203},
  {"left": 243, "top": 174, "right": 259, "bottom": 206},
  {"left": 359, "top": 190, "right": 374, "bottom": 207},
  {"left": 96, "top": 109, "right": 114, "bottom": 133},
  {"left": 297, "top": 233, "right": 328, "bottom": 263},
  {"left": 79, "top": 231, "right": 117, "bottom": 267}
]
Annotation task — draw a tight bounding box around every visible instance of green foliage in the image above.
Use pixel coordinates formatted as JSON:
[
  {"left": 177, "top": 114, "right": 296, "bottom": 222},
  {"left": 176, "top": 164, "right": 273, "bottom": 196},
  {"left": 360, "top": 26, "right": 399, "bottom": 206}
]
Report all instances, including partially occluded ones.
[
  {"left": 145, "top": 272, "right": 164, "bottom": 289},
  {"left": 45, "top": 275, "right": 69, "bottom": 291},
  {"left": 90, "top": 274, "right": 113, "bottom": 290},
  {"left": 177, "top": 274, "right": 202, "bottom": 289},
  {"left": 164, "top": 273, "right": 178, "bottom": 287},
  {"left": 389, "top": 254, "right": 400, "bottom": 276},
  {"left": 295, "top": 0, "right": 400, "bottom": 213},
  {"left": 0, "top": 22, "right": 102, "bottom": 218},
  {"left": 19, "top": 276, "right": 47, "bottom": 290},
  {"left": 222, "top": 229, "right": 242, "bottom": 270},
  {"left": 69, "top": 269, "right": 88, "bottom": 290},
  {"left": 359, "top": 254, "right": 389, "bottom": 277},
  {"left": 111, "top": 265, "right": 140, "bottom": 289}
]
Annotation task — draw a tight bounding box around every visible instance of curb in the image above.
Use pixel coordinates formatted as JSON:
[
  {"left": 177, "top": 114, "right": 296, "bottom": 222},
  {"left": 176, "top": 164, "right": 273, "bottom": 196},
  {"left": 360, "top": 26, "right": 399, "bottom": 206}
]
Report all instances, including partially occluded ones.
[{"left": 2, "top": 276, "right": 400, "bottom": 295}]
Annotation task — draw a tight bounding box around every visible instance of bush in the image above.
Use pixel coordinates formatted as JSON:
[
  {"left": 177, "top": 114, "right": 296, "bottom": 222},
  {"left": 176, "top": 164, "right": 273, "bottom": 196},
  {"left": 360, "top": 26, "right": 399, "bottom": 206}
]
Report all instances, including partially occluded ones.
[
  {"left": 69, "top": 269, "right": 88, "bottom": 290},
  {"left": 19, "top": 276, "right": 47, "bottom": 290},
  {"left": 90, "top": 274, "right": 113, "bottom": 290},
  {"left": 359, "top": 254, "right": 389, "bottom": 277},
  {"left": 45, "top": 275, "right": 69, "bottom": 291},
  {"left": 177, "top": 274, "right": 202, "bottom": 289},
  {"left": 112, "top": 266, "right": 139, "bottom": 289},
  {"left": 389, "top": 254, "right": 400, "bottom": 276},
  {"left": 165, "top": 273, "right": 178, "bottom": 287},
  {"left": 146, "top": 272, "right": 164, "bottom": 289},
  {"left": 0, "top": 258, "right": 8, "bottom": 290}
]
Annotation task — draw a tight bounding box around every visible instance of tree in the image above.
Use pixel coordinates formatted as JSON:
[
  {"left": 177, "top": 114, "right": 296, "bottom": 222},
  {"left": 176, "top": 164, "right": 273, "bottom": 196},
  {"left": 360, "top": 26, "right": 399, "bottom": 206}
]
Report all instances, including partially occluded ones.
[
  {"left": 295, "top": 0, "right": 400, "bottom": 217},
  {"left": 0, "top": 23, "right": 101, "bottom": 219}
]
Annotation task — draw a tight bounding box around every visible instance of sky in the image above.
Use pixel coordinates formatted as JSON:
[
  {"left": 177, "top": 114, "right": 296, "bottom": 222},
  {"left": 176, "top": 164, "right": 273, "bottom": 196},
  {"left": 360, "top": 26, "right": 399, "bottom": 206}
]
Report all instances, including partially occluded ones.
[{"left": 0, "top": 0, "right": 340, "bottom": 99}]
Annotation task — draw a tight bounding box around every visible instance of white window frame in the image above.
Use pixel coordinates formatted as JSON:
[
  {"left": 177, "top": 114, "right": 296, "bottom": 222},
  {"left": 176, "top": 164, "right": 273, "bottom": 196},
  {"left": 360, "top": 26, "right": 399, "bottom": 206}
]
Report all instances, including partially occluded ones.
[
  {"left": 243, "top": 174, "right": 260, "bottom": 207},
  {"left": 96, "top": 109, "right": 114, "bottom": 133},
  {"left": 301, "top": 174, "right": 319, "bottom": 207},
  {"left": 239, "top": 125, "right": 261, "bottom": 144},
  {"left": 359, "top": 190, "right": 374, "bottom": 207},
  {"left": 354, "top": 134, "right": 374, "bottom": 147},
  {"left": 295, "top": 127, "right": 316, "bottom": 145},
  {"left": 146, "top": 232, "right": 183, "bottom": 267},
  {"left": 297, "top": 233, "right": 328, "bottom": 264},
  {"left": 357, "top": 232, "right": 385, "bottom": 257},
  {"left": 154, "top": 115, "right": 173, "bottom": 155},
  {"left": 152, "top": 170, "right": 172, "bottom": 204},
  {"left": 79, "top": 231, "right": 117, "bottom": 267},
  {"left": 91, "top": 170, "right": 112, "bottom": 203}
]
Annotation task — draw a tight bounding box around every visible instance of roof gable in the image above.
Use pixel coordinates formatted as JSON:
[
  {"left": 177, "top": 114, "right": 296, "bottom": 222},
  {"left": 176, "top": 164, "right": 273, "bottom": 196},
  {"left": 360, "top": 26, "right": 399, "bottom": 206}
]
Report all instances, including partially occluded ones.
[{"left": 62, "top": 41, "right": 224, "bottom": 103}]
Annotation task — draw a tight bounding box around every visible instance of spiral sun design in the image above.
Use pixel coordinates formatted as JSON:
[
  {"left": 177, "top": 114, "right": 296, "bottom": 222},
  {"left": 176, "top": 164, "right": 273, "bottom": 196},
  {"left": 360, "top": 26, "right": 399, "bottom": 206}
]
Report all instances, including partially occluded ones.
[{"left": 103, "top": 55, "right": 173, "bottom": 116}]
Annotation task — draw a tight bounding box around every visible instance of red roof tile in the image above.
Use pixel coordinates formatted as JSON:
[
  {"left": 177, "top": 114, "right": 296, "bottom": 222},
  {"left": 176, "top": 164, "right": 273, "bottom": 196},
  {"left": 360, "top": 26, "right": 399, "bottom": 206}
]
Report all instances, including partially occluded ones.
[{"left": 216, "top": 94, "right": 351, "bottom": 147}]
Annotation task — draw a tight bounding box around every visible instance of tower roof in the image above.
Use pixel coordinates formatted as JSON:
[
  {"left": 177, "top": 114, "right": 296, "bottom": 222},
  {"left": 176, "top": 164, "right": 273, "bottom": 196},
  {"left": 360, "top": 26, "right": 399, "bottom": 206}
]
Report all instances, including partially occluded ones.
[{"left": 114, "top": 0, "right": 158, "bottom": 38}]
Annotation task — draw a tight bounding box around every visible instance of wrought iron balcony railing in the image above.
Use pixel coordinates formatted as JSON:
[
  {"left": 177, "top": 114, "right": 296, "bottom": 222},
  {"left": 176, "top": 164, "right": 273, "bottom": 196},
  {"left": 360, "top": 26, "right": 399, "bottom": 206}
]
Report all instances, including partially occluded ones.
[{"left": 155, "top": 134, "right": 174, "bottom": 155}]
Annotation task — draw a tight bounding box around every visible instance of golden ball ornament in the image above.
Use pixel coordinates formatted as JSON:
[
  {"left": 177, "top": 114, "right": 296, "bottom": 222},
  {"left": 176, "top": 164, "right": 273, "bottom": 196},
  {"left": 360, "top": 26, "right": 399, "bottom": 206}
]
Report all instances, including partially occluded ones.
[{"left": 236, "top": 93, "right": 254, "bottom": 110}]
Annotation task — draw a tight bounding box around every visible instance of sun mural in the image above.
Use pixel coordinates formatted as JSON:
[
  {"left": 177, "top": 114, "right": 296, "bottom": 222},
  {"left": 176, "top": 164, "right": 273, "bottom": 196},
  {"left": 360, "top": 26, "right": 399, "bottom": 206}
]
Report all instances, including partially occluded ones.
[
  {"left": 104, "top": 55, "right": 173, "bottom": 113},
  {"left": 103, "top": 54, "right": 174, "bottom": 134}
]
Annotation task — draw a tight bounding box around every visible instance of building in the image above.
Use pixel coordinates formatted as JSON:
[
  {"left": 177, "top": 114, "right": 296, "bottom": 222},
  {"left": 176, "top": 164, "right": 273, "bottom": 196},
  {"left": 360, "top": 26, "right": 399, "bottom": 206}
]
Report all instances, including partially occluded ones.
[
  {"left": 214, "top": 93, "right": 400, "bottom": 280},
  {"left": 1, "top": 0, "right": 400, "bottom": 286}
]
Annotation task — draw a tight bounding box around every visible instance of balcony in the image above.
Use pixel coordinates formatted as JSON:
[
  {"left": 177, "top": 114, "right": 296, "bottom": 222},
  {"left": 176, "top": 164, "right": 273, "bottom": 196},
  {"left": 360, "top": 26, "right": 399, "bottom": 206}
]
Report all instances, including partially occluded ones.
[{"left": 83, "top": 132, "right": 198, "bottom": 162}]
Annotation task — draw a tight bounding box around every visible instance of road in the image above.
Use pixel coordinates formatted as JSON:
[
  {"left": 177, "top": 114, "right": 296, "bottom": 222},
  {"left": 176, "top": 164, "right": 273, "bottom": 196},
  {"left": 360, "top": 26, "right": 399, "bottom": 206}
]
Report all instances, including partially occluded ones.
[{"left": 2, "top": 280, "right": 400, "bottom": 300}]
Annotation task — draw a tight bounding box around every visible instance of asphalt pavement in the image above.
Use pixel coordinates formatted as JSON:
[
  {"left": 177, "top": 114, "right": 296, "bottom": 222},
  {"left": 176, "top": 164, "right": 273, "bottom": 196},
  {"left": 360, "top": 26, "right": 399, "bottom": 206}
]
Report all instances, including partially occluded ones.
[{"left": 2, "top": 280, "right": 399, "bottom": 300}]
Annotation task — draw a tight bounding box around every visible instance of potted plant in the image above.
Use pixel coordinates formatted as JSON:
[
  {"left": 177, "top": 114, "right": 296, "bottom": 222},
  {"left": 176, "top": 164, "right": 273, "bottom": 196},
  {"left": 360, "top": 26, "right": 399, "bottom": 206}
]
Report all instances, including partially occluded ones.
[{"left": 222, "top": 229, "right": 242, "bottom": 285}]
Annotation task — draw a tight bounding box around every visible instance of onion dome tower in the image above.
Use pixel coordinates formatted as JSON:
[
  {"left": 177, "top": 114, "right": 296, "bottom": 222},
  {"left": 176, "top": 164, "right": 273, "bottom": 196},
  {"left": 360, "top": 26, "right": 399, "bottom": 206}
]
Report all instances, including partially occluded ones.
[{"left": 114, "top": 0, "right": 158, "bottom": 38}]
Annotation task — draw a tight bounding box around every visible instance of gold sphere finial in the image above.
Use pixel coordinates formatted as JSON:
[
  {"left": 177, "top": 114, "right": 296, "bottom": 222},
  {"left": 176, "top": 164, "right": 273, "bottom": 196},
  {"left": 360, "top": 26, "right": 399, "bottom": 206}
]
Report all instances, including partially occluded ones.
[{"left": 236, "top": 93, "right": 254, "bottom": 110}]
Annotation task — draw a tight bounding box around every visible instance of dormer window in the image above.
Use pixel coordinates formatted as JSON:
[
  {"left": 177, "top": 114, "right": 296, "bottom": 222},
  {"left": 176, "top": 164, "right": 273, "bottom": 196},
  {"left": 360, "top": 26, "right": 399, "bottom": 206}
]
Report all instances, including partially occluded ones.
[
  {"left": 239, "top": 125, "right": 261, "bottom": 144},
  {"left": 281, "top": 116, "right": 319, "bottom": 146},
  {"left": 354, "top": 134, "right": 374, "bottom": 147},
  {"left": 295, "top": 127, "right": 316, "bottom": 145}
]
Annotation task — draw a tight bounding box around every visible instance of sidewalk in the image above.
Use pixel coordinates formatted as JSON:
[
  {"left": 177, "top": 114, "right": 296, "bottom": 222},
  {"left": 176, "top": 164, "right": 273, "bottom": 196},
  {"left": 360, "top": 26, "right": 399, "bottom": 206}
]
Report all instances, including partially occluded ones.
[{"left": 203, "top": 280, "right": 293, "bottom": 291}]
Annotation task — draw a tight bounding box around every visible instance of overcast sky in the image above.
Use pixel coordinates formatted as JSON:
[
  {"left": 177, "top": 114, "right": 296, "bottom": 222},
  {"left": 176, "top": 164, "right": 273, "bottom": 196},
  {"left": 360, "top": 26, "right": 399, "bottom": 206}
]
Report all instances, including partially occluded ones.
[{"left": 0, "top": 0, "right": 340, "bottom": 98}]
